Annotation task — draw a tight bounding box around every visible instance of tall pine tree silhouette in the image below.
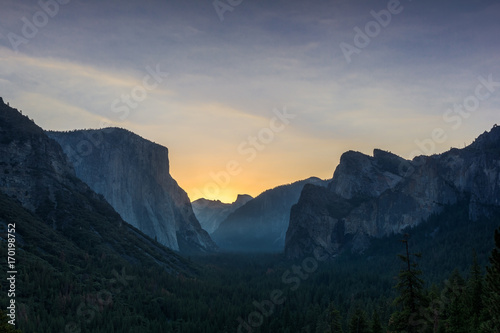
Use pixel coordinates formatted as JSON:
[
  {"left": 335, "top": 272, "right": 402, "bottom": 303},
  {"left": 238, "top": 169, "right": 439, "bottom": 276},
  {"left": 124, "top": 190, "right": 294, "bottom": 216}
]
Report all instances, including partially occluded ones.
[
  {"left": 328, "top": 303, "right": 343, "bottom": 333},
  {"left": 466, "top": 251, "right": 484, "bottom": 332},
  {"left": 482, "top": 229, "right": 500, "bottom": 333},
  {"left": 348, "top": 308, "right": 369, "bottom": 333},
  {"left": 389, "top": 234, "right": 427, "bottom": 333}
]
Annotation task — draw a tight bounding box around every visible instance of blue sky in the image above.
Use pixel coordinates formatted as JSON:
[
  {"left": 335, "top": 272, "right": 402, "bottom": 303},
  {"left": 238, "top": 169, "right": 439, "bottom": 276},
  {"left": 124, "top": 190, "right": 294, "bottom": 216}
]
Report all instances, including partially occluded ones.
[{"left": 1, "top": 0, "right": 499, "bottom": 202}]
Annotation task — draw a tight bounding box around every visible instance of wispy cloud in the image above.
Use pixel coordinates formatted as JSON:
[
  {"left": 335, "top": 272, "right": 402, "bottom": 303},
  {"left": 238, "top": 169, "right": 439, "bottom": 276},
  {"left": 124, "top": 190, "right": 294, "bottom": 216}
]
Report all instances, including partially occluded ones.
[{"left": 0, "top": 0, "right": 499, "bottom": 202}]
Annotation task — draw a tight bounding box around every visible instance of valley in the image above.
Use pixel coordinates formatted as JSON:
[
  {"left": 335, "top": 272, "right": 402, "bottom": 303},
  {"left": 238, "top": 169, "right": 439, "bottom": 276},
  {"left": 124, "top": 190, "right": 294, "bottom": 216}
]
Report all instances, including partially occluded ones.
[
  {"left": 1, "top": 97, "right": 499, "bottom": 332},
  {"left": 2, "top": 1, "right": 500, "bottom": 331}
]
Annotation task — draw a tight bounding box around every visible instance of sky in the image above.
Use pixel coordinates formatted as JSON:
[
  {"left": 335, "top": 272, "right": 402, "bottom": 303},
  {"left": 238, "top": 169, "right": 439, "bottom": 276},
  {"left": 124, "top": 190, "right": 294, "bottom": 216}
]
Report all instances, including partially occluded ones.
[{"left": 1, "top": 0, "right": 499, "bottom": 203}]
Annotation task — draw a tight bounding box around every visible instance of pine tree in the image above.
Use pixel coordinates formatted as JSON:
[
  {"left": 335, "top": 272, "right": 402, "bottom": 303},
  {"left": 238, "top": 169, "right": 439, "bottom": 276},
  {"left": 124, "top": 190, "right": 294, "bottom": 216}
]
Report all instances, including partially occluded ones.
[
  {"left": 481, "top": 229, "right": 500, "bottom": 333},
  {"left": 328, "top": 304, "right": 343, "bottom": 333},
  {"left": 370, "top": 311, "right": 383, "bottom": 333},
  {"left": 348, "top": 308, "right": 369, "bottom": 333},
  {"left": 466, "top": 251, "right": 483, "bottom": 332},
  {"left": 389, "top": 235, "right": 427, "bottom": 333},
  {"left": 445, "top": 269, "right": 467, "bottom": 333}
]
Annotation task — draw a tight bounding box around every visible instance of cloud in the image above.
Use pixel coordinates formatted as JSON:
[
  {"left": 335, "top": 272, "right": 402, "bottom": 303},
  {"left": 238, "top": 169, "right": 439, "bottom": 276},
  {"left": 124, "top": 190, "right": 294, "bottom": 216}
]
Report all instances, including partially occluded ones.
[{"left": 0, "top": 0, "right": 499, "bottom": 201}]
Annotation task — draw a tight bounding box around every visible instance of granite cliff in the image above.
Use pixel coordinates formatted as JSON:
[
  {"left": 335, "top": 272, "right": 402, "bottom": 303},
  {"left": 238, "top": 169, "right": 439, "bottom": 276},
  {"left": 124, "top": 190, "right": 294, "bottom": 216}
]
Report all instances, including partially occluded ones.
[
  {"left": 48, "top": 128, "right": 217, "bottom": 253},
  {"left": 285, "top": 126, "right": 500, "bottom": 259},
  {"left": 0, "top": 97, "right": 193, "bottom": 271}
]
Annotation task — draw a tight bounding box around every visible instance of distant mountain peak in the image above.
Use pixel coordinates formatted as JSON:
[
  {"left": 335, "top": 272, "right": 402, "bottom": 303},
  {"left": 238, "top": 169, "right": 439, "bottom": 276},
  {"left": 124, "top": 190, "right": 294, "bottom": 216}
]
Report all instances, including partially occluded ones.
[
  {"left": 235, "top": 194, "right": 253, "bottom": 204},
  {"left": 192, "top": 194, "right": 253, "bottom": 234}
]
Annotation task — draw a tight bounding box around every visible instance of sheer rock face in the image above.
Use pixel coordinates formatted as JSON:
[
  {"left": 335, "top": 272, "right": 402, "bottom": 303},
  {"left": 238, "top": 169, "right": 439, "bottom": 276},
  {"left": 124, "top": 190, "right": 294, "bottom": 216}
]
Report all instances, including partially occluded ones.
[
  {"left": 192, "top": 194, "right": 253, "bottom": 234},
  {"left": 48, "top": 128, "right": 217, "bottom": 253},
  {"left": 0, "top": 98, "right": 194, "bottom": 271},
  {"left": 211, "top": 177, "right": 329, "bottom": 252},
  {"left": 285, "top": 126, "right": 500, "bottom": 259}
]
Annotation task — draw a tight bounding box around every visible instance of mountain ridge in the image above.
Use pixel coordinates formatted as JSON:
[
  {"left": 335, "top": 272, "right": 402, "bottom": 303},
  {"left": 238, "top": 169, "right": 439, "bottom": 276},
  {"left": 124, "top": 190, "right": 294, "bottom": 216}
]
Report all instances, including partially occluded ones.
[
  {"left": 0, "top": 97, "right": 194, "bottom": 271},
  {"left": 285, "top": 125, "right": 500, "bottom": 259}
]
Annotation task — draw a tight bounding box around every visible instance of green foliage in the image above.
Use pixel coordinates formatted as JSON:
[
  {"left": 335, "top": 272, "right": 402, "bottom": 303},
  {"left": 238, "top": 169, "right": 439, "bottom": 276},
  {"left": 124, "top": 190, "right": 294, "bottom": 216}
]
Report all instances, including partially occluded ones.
[
  {"left": 329, "top": 304, "right": 344, "bottom": 333},
  {"left": 370, "top": 311, "right": 383, "bottom": 333},
  {"left": 385, "top": 229, "right": 500, "bottom": 333},
  {"left": 444, "top": 269, "right": 468, "bottom": 333},
  {"left": 348, "top": 308, "right": 369, "bottom": 333},
  {"left": 390, "top": 238, "right": 427, "bottom": 333},
  {"left": 482, "top": 229, "right": 500, "bottom": 333},
  {"left": 465, "top": 252, "right": 484, "bottom": 332},
  {"left": 0, "top": 182, "right": 498, "bottom": 333}
]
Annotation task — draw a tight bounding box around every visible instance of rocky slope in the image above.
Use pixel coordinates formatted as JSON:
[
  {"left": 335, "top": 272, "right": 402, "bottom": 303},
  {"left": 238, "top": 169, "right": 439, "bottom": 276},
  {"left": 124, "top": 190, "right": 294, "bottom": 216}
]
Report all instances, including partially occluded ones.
[
  {"left": 192, "top": 194, "right": 253, "bottom": 233},
  {"left": 285, "top": 126, "right": 500, "bottom": 259},
  {"left": 212, "top": 177, "right": 329, "bottom": 252},
  {"left": 0, "top": 97, "right": 193, "bottom": 272},
  {"left": 47, "top": 128, "right": 217, "bottom": 253}
]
